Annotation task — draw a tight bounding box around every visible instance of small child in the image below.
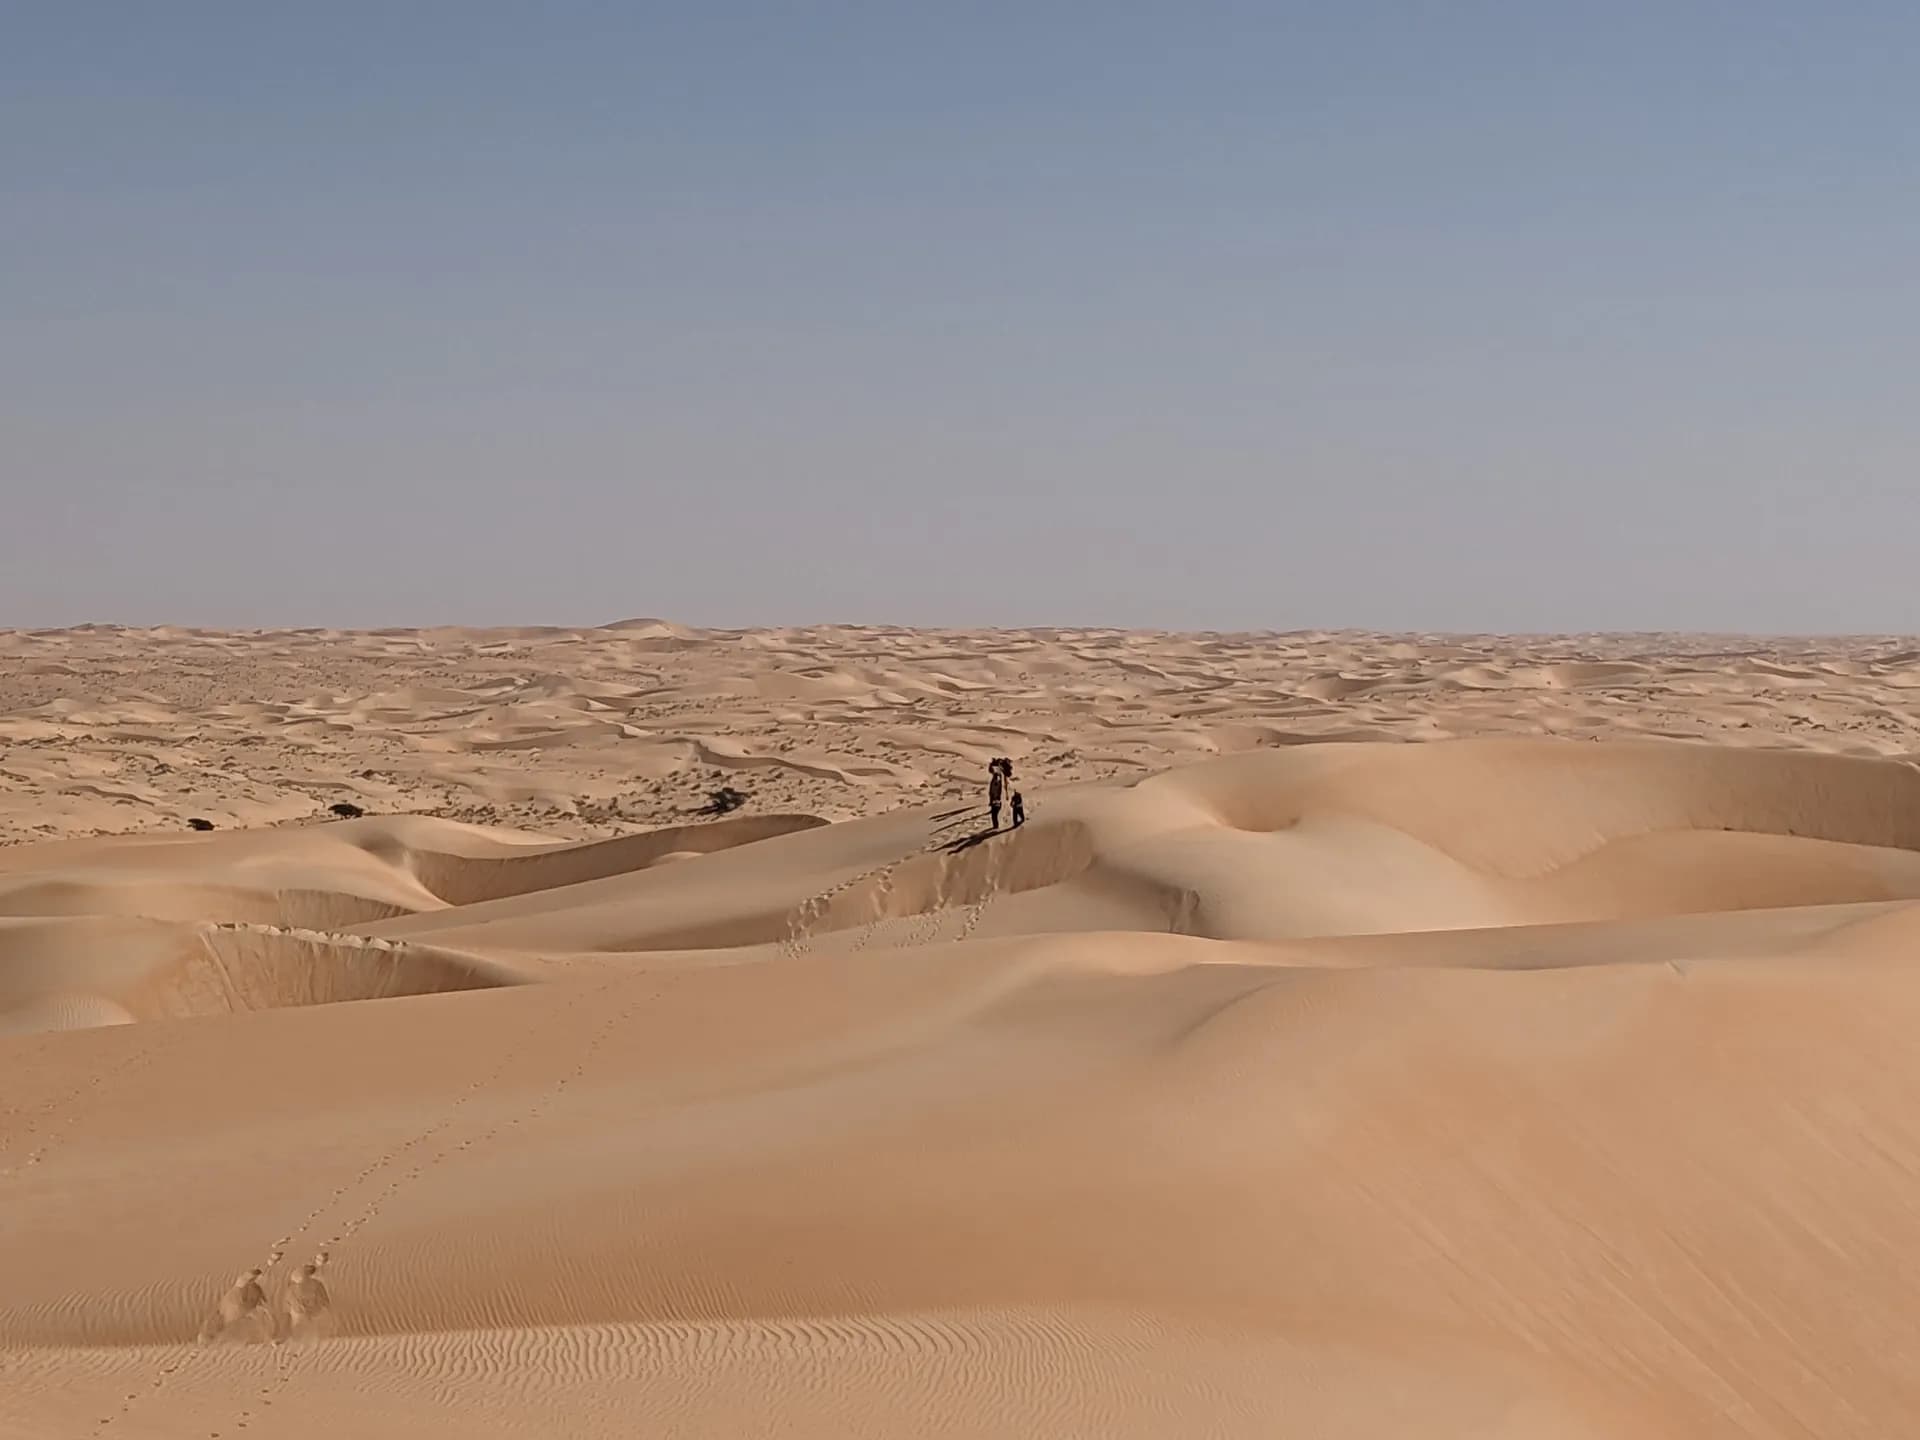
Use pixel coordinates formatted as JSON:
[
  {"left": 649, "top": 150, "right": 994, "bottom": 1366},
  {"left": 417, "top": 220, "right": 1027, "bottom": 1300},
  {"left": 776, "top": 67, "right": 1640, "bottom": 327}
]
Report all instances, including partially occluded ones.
[{"left": 1010, "top": 791, "right": 1025, "bottom": 828}]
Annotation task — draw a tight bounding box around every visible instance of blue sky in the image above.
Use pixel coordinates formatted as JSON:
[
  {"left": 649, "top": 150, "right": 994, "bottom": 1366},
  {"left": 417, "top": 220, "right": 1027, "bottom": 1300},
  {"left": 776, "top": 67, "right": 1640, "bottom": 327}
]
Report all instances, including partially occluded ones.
[{"left": 4, "top": 2, "right": 1918, "bottom": 630}]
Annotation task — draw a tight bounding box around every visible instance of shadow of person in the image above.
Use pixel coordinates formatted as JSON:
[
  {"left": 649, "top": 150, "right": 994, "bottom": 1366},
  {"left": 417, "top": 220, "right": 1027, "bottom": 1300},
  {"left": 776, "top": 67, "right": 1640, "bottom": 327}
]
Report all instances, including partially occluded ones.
[{"left": 939, "top": 827, "right": 1000, "bottom": 854}]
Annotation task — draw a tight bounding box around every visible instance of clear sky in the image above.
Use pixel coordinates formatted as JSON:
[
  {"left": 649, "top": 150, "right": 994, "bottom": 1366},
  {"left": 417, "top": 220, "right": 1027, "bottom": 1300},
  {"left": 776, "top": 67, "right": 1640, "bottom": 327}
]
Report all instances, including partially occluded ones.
[{"left": 4, "top": 2, "right": 1917, "bottom": 632}]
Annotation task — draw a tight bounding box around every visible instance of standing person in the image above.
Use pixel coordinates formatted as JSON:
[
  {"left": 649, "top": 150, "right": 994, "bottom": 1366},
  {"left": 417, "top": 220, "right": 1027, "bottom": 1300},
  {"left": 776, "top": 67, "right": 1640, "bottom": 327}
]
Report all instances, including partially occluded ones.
[
  {"left": 1010, "top": 789, "right": 1025, "bottom": 828},
  {"left": 988, "top": 760, "right": 1005, "bottom": 829}
]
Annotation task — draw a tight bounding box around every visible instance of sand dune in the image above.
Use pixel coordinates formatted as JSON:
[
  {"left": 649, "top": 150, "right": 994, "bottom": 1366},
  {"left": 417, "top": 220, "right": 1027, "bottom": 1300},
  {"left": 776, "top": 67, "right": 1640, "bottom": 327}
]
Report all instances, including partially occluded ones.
[
  {"left": 8, "top": 626, "right": 1920, "bottom": 1436},
  {"left": 0, "top": 916, "right": 518, "bottom": 1035}
]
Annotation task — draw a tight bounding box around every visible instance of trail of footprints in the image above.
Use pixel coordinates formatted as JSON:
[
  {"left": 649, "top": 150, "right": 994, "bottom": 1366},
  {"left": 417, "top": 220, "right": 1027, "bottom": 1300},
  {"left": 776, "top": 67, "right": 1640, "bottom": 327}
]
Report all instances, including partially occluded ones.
[
  {"left": 209, "top": 977, "right": 657, "bottom": 1434},
  {"left": 2, "top": 1039, "right": 162, "bottom": 1179},
  {"left": 97, "top": 980, "right": 635, "bottom": 1434},
  {"left": 780, "top": 857, "right": 904, "bottom": 961},
  {"left": 782, "top": 809, "right": 1001, "bottom": 959}
]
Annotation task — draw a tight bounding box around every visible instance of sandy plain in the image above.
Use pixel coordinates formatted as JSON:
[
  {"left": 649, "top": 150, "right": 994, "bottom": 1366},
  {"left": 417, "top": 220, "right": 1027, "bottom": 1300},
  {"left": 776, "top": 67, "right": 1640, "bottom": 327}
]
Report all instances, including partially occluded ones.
[{"left": 7, "top": 622, "right": 1920, "bottom": 1437}]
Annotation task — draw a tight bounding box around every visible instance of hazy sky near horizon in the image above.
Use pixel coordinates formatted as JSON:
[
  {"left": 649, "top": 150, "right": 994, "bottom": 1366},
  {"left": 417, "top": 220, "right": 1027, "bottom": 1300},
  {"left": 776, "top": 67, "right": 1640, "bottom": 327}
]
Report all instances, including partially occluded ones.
[{"left": 5, "top": 2, "right": 1918, "bottom": 632}]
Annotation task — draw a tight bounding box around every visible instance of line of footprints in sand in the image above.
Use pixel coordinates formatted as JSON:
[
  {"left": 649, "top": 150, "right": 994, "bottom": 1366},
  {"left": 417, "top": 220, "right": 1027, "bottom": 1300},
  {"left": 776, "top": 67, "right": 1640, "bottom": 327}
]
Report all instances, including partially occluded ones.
[
  {"left": 782, "top": 816, "right": 1001, "bottom": 961},
  {"left": 2, "top": 1040, "right": 164, "bottom": 1179},
  {"left": 782, "top": 860, "right": 982, "bottom": 959},
  {"left": 97, "top": 978, "right": 644, "bottom": 1434}
]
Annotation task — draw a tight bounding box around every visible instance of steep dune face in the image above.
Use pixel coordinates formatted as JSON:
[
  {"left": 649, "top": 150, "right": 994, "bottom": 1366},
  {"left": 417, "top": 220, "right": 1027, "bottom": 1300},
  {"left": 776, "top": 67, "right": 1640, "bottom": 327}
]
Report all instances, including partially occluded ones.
[
  {"left": 376, "top": 739, "right": 1920, "bottom": 957},
  {"left": 401, "top": 811, "right": 827, "bottom": 906},
  {"left": 0, "top": 916, "right": 519, "bottom": 1034},
  {"left": 8, "top": 738, "right": 1920, "bottom": 1021},
  {"left": 9, "top": 702, "right": 1920, "bottom": 1436},
  {"left": 0, "top": 812, "right": 829, "bottom": 1029},
  {"left": 1088, "top": 740, "right": 1920, "bottom": 938},
  {"left": 343, "top": 743, "right": 1910, "bottom": 966}
]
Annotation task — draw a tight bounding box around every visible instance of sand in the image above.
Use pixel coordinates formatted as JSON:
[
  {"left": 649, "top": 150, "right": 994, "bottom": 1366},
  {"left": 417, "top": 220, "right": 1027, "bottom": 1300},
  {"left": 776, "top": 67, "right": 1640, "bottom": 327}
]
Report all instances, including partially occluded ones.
[{"left": 6, "top": 624, "right": 1920, "bottom": 1437}]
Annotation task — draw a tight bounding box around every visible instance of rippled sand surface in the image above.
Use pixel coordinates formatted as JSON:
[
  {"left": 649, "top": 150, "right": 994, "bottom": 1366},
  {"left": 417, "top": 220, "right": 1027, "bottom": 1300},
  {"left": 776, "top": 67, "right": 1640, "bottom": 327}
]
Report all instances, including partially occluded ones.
[{"left": 7, "top": 624, "right": 1920, "bottom": 1437}]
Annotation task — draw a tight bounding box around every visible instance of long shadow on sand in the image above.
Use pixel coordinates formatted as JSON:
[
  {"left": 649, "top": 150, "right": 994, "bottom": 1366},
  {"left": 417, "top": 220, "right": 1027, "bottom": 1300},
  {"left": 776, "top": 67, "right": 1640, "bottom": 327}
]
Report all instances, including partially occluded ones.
[{"left": 939, "top": 826, "right": 1008, "bottom": 854}]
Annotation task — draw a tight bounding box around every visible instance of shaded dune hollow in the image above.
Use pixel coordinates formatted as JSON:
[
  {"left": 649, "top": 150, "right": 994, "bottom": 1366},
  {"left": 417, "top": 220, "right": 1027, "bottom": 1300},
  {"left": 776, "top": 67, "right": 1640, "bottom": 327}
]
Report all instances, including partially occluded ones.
[
  {"left": 0, "top": 916, "right": 520, "bottom": 1033},
  {"left": 1080, "top": 739, "right": 1920, "bottom": 939},
  {"left": 402, "top": 811, "right": 828, "bottom": 906},
  {"left": 0, "top": 812, "right": 832, "bottom": 1028}
]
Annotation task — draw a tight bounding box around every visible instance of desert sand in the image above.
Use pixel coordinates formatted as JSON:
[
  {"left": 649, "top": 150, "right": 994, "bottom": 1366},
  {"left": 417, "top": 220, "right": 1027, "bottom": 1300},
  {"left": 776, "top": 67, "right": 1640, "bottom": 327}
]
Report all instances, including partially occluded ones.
[{"left": 7, "top": 623, "right": 1920, "bottom": 1437}]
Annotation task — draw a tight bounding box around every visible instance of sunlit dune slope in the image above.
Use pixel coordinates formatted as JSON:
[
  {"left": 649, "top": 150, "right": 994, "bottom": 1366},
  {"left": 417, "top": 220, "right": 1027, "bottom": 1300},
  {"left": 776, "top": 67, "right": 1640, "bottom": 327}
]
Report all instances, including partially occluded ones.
[{"left": 9, "top": 732, "right": 1920, "bottom": 1438}]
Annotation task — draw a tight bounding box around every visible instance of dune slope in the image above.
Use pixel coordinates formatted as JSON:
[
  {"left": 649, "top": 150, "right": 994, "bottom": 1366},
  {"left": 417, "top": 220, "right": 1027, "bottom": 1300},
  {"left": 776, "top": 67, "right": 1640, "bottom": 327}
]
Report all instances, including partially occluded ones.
[{"left": 8, "top": 631, "right": 1920, "bottom": 1437}]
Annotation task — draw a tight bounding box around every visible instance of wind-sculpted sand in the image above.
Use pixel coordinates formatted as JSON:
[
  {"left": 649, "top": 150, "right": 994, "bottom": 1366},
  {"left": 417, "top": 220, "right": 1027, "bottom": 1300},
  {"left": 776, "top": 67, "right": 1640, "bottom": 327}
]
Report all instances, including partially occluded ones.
[{"left": 6, "top": 625, "right": 1920, "bottom": 1437}]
